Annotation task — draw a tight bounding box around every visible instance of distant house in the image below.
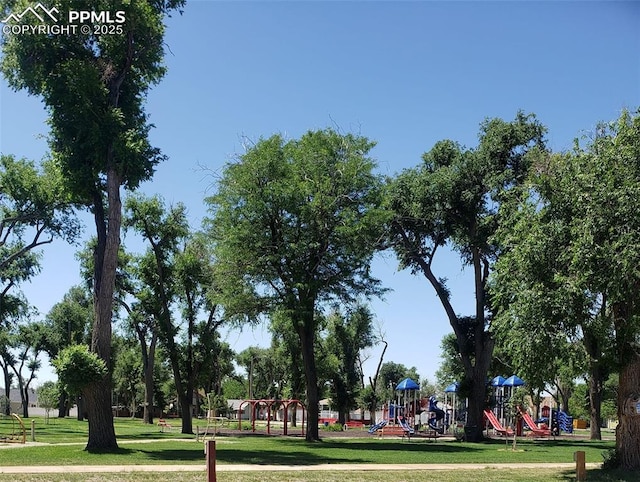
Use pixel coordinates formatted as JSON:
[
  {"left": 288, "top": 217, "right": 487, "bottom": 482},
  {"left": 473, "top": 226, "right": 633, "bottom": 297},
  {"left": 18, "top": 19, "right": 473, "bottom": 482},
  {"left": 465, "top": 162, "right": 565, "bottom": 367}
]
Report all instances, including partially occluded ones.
[{"left": 0, "top": 387, "right": 38, "bottom": 413}]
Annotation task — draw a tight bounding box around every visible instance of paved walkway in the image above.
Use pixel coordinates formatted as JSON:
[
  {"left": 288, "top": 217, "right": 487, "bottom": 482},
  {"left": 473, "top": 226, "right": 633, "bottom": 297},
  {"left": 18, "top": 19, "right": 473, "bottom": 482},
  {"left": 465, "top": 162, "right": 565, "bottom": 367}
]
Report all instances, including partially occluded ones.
[{"left": 0, "top": 462, "right": 600, "bottom": 474}]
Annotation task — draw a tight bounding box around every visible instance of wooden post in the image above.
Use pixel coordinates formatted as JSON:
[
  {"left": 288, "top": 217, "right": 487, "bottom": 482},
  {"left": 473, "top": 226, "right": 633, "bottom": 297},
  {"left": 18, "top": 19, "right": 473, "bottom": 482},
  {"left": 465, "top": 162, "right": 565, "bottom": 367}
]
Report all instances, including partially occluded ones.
[
  {"left": 206, "top": 440, "right": 216, "bottom": 482},
  {"left": 31, "top": 419, "right": 35, "bottom": 442},
  {"left": 574, "top": 450, "right": 586, "bottom": 481}
]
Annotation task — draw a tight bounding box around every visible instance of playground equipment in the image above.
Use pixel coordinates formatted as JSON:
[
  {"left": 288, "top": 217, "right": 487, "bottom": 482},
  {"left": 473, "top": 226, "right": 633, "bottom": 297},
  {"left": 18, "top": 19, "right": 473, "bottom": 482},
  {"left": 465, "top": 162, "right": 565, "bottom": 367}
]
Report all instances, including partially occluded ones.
[
  {"left": 394, "top": 377, "right": 419, "bottom": 428},
  {"left": 489, "top": 374, "right": 525, "bottom": 433},
  {"left": 443, "top": 381, "right": 467, "bottom": 438},
  {"left": 200, "top": 394, "right": 230, "bottom": 441},
  {"left": 426, "top": 395, "right": 447, "bottom": 434},
  {"left": 519, "top": 406, "right": 552, "bottom": 438},
  {"left": 555, "top": 409, "right": 574, "bottom": 434},
  {"left": 485, "top": 374, "right": 573, "bottom": 439},
  {"left": 367, "top": 419, "right": 387, "bottom": 433},
  {"left": 0, "top": 413, "right": 26, "bottom": 444},
  {"left": 237, "top": 399, "right": 306, "bottom": 436},
  {"left": 368, "top": 378, "right": 419, "bottom": 438},
  {"left": 483, "top": 409, "right": 514, "bottom": 438},
  {"left": 538, "top": 405, "right": 573, "bottom": 435}
]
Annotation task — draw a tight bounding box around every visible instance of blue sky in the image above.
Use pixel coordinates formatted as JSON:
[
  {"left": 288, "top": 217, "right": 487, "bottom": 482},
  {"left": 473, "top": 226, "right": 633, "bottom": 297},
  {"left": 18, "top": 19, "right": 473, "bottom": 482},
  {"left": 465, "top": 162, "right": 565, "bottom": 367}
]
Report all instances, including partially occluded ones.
[{"left": 1, "top": 1, "right": 639, "bottom": 389}]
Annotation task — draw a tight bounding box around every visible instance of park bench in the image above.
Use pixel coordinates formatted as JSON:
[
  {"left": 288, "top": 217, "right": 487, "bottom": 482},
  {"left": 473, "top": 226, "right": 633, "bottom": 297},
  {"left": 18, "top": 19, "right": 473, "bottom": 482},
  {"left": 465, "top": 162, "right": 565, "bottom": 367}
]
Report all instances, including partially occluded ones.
[
  {"left": 378, "top": 425, "right": 412, "bottom": 440},
  {"left": 157, "top": 419, "right": 173, "bottom": 432},
  {"left": 344, "top": 421, "right": 365, "bottom": 430}
]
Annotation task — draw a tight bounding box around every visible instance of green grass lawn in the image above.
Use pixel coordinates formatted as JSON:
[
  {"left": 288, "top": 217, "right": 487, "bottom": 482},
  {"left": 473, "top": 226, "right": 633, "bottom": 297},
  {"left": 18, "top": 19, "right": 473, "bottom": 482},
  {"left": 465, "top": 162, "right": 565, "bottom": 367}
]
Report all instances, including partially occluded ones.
[
  {"left": 0, "top": 416, "right": 634, "bottom": 482},
  {"left": 0, "top": 468, "right": 638, "bottom": 482}
]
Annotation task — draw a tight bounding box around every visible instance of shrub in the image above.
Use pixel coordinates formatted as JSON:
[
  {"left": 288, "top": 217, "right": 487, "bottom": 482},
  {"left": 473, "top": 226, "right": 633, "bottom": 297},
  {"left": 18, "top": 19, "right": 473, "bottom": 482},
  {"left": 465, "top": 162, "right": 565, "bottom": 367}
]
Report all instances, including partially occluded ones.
[
  {"left": 602, "top": 448, "right": 621, "bottom": 470},
  {"left": 322, "top": 423, "right": 344, "bottom": 432}
]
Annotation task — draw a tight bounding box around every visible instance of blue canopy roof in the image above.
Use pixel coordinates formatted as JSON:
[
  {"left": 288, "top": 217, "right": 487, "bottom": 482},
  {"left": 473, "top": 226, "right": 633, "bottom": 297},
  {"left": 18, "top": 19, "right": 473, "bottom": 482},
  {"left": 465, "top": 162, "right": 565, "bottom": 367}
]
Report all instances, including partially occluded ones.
[
  {"left": 503, "top": 375, "right": 525, "bottom": 387},
  {"left": 491, "top": 375, "right": 506, "bottom": 387},
  {"left": 444, "top": 382, "right": 459, "bottom": 393},
  {"left": 395, "top": 378, "right": 420, "bottom": 390}
]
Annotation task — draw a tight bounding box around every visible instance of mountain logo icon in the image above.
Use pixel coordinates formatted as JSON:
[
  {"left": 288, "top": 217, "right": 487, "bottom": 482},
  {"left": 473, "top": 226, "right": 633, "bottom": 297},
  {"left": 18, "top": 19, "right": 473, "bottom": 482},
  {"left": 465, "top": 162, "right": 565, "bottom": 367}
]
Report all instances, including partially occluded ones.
[{"left": 1, "top": 3, "right": 59, "bottom": 23}]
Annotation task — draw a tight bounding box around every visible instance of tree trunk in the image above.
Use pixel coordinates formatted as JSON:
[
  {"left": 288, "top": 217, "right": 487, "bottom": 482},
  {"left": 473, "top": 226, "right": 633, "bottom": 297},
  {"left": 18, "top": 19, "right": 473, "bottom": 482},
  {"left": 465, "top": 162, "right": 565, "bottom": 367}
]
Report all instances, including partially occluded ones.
[
  {"left": 1, "top": 365, "right": 11, "bottom": 415},
  {"left": 583, "top": 327, "right": 604, "bottom": 440},
  {"left": 83, "top": 380, "right": 117, "bottom": 450},
  {"left": 411, "top": 240, "right": 494, "bottom": 442},
  {"left": 57, "top": 391, "right": 68, "bottom": 418},
  {"left": 179, "top": 392, "right": 193, "bottom": 434},
  {"left": 588, "top": 368, "right": 603, "bottom": 440},
  {"left": 86, "top": 168, "right": 121, "bottom": 450},
  {"left": 297, "top": 316, "right": 320, "bottom": 441},
  {"left": 616, "top": 353, "right": 640, "bottom": 469},
  {"left": 143, "top": 355, "right": 155, "bottom": 424},
  {"left": 463, "top": 334, "right": 493, "bottom": 442},
  {"left": 460, "top": 247, "right": 493, "bottom": 442},
  {"left": 139, "top": 328, "right": 157, "bottom": 424},
  {"left": 76, "top": 395, "right": 84, "bottom": 421},
  {"left": 367, "top": 339, "right": 387, "bottom": 424},
  {"left": 21, "top": 386, "right": 28, "bottom": 418}
]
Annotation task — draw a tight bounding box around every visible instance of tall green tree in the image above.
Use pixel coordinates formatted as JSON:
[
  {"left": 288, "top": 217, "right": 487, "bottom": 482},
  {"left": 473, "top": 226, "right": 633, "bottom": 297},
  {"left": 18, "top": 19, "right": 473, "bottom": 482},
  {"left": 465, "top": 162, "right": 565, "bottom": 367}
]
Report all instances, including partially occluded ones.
[
  {"left": 125, "top": 195, "right": 224, "bottom": 434},
  {"left": 491, "top": 110, "right": 640, "bottom": 468},
  {"left": 324, "top": 305, "right": 375, "bottom": 425},
  {"left": 112, "top": 334, "right": 143, "bottom": 417},
  {"left": 386, "top": 112, "right": 546, "bottom": 441},
  {"left": 1, "top": 0, "right": 184, "bottom": 449},
  {"left": 0, "top": 263, "right": 32, "bottom": 413},
  {"left": 1, "top": 155, "right": 77, "bottom": 411},
  {"left": 206, "top": 129, "right": 388, "bottom": 441},
  {"left": 490, "top": 217, "right": 608, "bottom": 439},
  {"left": 122, "top": 301, "right": 159, "bottom": 424},
  {"left": 237, "top": 346, "right": 288, "bottom": 400}
]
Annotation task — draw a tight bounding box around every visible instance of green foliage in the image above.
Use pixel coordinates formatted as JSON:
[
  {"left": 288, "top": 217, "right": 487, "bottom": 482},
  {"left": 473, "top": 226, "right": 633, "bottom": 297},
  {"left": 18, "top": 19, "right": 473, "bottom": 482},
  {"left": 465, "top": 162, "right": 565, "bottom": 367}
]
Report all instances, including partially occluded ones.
[
  {"left": 324, "top": 305, "right": 375, "bottom": 422},
  {"left": 236, "top": 345, "right": 289, "bottom": 400},
  {"left": 42, "top": 286, "right": 93, "bottom": 358},
  {"left": 0, "top": 155, "right": 79, "bottom": 271},
  {"left": 112, "top": 336, "right": 143, "bottom": 411},
  {"left": 602, "top": 448, "right": 621, "bottom": 470},
  {"left": 36, "top": 381, "right": 59, "bottom": 422},
  {"left": 222, "top": 378, "right": 246, "bottom": 400},
  {"left": 203, "top": 394, "right": 230, "bottom": 417},
  {"left": 568, "top": 383, "right": 589, "bottom": 421},
  {"left": 52, "top": 344, "right": 107, "bottom": 395},
  {"left": 491, "top": 110, "right": 640, "bottom": 458},
  {"left": 124, "top": 194, "right": 229, "bottom": 431},
  {"left": 321, "top": 422, "right": 345, "bottom": 432},
  {"left": 0, "top": 1, "right": 185, "bottom": 197},
  {"left": 207, "top": 128, "right": 388, "bottom": 440},
  {"left": 379, "top": 362, "right": 420, "bottom": 390},
  {"left": 206, "top": 129, "right": 388, "bottom": 319},
  {"left": 504, "top": 387, "right": 528, "bottom": 421},
  {"left": 435, "top": 333, "right": 464, "bottom": 389},
  {"left": 36, "top": 381, "right": 59, "bottom": 411},
  {"left": 386, "top": 112, "right": 547, "bottom": 439}
]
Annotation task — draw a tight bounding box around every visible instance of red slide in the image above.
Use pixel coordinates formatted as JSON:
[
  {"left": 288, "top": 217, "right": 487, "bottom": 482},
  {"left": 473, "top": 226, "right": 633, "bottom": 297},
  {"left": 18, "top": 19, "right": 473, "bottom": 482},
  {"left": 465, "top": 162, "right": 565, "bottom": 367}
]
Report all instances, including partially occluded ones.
[
  {"left": 483, "top": 409, "right": 513, "bottom": 437},
  {"left": 518, "top": 407, "right": 551, "bottom": 437}
]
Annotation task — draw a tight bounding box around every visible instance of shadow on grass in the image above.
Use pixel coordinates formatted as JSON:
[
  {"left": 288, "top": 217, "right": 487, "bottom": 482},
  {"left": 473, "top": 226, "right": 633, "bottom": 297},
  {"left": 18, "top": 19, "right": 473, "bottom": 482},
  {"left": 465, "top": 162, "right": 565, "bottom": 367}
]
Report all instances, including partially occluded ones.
[
  {"left": 85, "top": 446, "right": 206, "bottom": 462},
  {"left": 213, "top": 438, "right": 483, "bottom": 465},
  {"left": 558, "top": 467, "right": 640, "bottom": 482},
  {"left": 84, "top": 434, "right": 616, "bottom": 467}
]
